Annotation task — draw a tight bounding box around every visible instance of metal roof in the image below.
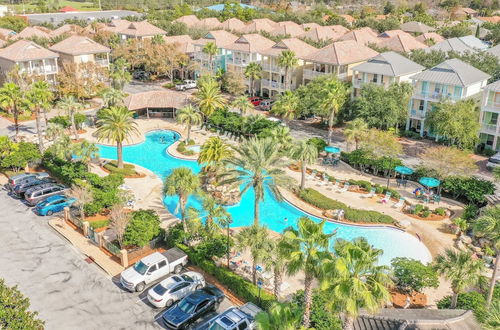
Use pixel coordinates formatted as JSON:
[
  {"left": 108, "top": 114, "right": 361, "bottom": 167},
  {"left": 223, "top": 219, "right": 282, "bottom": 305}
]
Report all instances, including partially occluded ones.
[
  {"left": 352, "top": 51, "right": 424, "bottom": 77},
  {"left": 427, "top": 35, "right": 490, "bottom": 54},
  {"left": 410, "top": 58, "right": 490, "bottom": 87}
]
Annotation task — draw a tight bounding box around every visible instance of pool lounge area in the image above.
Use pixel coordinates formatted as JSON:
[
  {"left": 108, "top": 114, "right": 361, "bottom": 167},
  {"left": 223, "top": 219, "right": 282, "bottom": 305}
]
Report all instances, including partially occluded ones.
[{"left": 97, "top": 130, "right": 432, "bottom": 266}]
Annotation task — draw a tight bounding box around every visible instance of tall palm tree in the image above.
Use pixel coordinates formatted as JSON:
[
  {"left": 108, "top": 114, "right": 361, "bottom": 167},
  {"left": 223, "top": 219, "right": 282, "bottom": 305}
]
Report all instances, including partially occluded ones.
[
  {"left": 236, "top": 223, "right": 273, "bottom": 284},
  {"left": 321, "top": 79, "right": 349, "bottom": 144},
  {"left": 216, "top": 213, "right": 233, "bottom": 268},
  {"left": 164, "top": 167, "right": 200, "bottom": 238},
  {"left": 26, "top": 81, "right": 53, "bottom": 152},
  {"left": 109, "top": 58, "right": 132, "bottom": 90},
  {"left": 194, "top": 78, "right": 227, "bottom": 118},
  {"left": 434, "top": 249, "right": 486, "bottom": 308},
  {"left": 344, "top": 118, "right": 368, "bottom": 150},
  {"left": 0, "top": 82, "right": 23, "bottom": 141},
  {"left": 102, "top": 88, "right": 125, "bottom": 107},
  {"left": 262, "top": 237, "right": 289, "bottom": 298},
  {"left": 221, "top": 137, "right": 289, "bottom": 224},
  {"left": 268, "top": 126, "right": 292, "bottom": 149},
  {"left": 473, "top": 206, "right": 500, "bottom": 306},
  {"left": 45, "top": 122, "right": 65, "bottom": 142},
  {"left": 277, "top": 50, "right": 298, "bottom": 91},
  {"left": 290, "top": 140, "right": 318, "bottom": 190},
  {"left": 197, "top": 136, "right": 232, "bottom": 174},
  {"left": 95, "top": 106, "right": 139, "bottom": 169},
  {"left": 202, "top": 42, "right": 218, "bottom": 73},
  {"left": 201, "top": 194, "right": 228, "bottom": 238},
  {"left": 231, "top": 95, "right": 254, "bottom": 116},
  {"left": 176, "top": 105, "right": 203, "bottom": 142},
  {"left": 270, "top": 91, "right": 299, "bottom": 124},
  {"left": 73, "top": 140, "right": 99, "bottom": 171},
  {"left": 255, "top": 302, "right": 302, "bottom": 330},
  {"left": 58, "top": 95, "right": 84, "bottom": 140},
  {"left": 244, "top": 62, "right": 262, "bottom": 97},
  {"left": 279, "top": 216, "right": 335, "bottom": 328},
  {"left": 323, "top": 238, "right": 392, "bottom": 330}
]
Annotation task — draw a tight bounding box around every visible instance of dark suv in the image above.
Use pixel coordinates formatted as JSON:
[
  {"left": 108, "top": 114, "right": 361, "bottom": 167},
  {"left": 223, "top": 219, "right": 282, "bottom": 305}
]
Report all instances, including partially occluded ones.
[{"left": 161, "top": 286, "right": 224, "bottom": 329}]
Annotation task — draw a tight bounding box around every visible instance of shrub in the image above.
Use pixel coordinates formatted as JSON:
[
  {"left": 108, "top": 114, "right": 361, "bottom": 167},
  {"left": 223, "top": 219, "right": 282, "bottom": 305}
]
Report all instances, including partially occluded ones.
[
  {"left": 124, "top": 209, "right": 161, "bottom": 247},
  {"left": 391, "top": 257, "right": 439, "bottom": 293},
  {"left": 0, "top": 279, "right": 45, "bottom": 329},
  {"left": 48, "top": 115, "right": 70, "bottom": 128},
  {"left": 348, "top": 179, "right": 372, "bottom": 191},
  {"left": 103, "top": 160, "right": 137, "bottom": 176},
  {"left": 89, "top": 219, "right": 110, "bottom": 229},
  {"left": 421, "top": 210, "right": 431, "bottom": 218},
  {"left": 463, "top": 204, "right": 479, "bottom": 221},
  {"left": 442, "top": 176, "right": 495, "bottom": 206},
  {"left": 435, "top": 208, "right": 446, "bottom": 216},
  {"left": 163, "top": 82, "right": 175, "bottom": 89},
  {"left": 195, "top": 235, "right": 231, "bottom": 259},
  {"left": 292, "top": 289, "right": 342, "bottom": 330},
  {"left": 1, "top": 142, "right": 41, "bottom": 171},
  {"left": 307, "top": 137, "right": 327, "bottom": 153},
  {"left": 414, "top": 204, "right": 424, "bottom": 215},
  {"left": 298, "top": 188, "right": 396, "bottom": 224},
  {"left": 437, "top": 291, "right": 487, "bottom": 322}
]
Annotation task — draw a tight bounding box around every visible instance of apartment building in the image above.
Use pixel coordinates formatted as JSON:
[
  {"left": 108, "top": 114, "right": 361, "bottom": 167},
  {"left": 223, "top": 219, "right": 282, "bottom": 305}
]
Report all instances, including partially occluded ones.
[
  {"left": 351, "top": 51, "right": 424, "bottom": 98},
  {"left": 193, "top": 30, "right": 238, "bottom": 73},
  {"left": 258, "top": 38, "right": 317, "bottom": 98},
  {"left": 479, "top": 81, "right": 500, "bottom": 150},
  {"left": 406, "top": 58, "right": 490, "bottom": 136},
  {"left": 49, "top": 35, "right": 110, "bottom": 69},
  {"left": 302, "top": 40, "right": 378, "bottom": 84},
  {"left": 0, "top": 40, "right": 58, "bottom": 83}
]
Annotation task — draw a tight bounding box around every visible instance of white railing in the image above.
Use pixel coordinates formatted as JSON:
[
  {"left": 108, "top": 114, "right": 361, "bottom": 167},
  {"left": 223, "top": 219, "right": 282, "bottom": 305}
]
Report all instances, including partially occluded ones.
[
  {"left": 410, "top": 109, "right": 426, "bottom": 119},
  {"left": 413, "top": 92, "right": 460, "bottom": 102},
  {"left": 482, "top": 123, "right": 498, "bottom": 134},
  {"left": 303, "top": 69, "right": 328, "bottom": 80},
  {"left": 485, "top": 101, "right": 500, "bottom": 109},
  {"left": 261, "top": 79, "right": 285, "bottom": 89}
]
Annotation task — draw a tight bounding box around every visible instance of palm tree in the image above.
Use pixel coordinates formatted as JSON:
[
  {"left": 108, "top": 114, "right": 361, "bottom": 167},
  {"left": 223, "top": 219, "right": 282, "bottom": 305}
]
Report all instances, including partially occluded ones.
[
  {"left": 58, "top": 95, "right": 84, "bottom": 140},
  {"left": 244, "top": 62, "right": 262, "bottom": 97},
  {"left": 483, "top": 300, "right": 500, "bottom": 330},
  {"left": 194, "top": 78, "right": 227, "bottom": 118},
  {"left": 102, "top": 88, "right": 125, "bottom": 107},
  {"left": 344, "top": 118, "right": 368, "bottom": 150},
  {"left": 221, "top": 137, "right": 289, "bottom": 224},
  {"left": 202, "top": 194, "right": 228, "bottom": 238},
  {"left": 323, "top": 238, "right": 392, "bottom": 330},
  {"left": 109, "top": 58, "right": 132, "bottom": 90},
  {"left": 73, "top": 140, "right": 99, "bottom": 171},
  {"left": 279, "top": 216, "right": 335, "bottom": 328},
  {"left": 45, "top": 122, "right": 65, "bottom": 142},
  {"left": 26, "top": 81, "right": 53, "bottom": 152},
  {"left": 197, "top": 136, "right": 232, "bottom": 174},
  {"left": 277, "top": 50, "right": 298, "bottom": 90},
  {"left": 262, "top": 237, "right": 289, "bottom": 298},
  {"left": 321, "top": 79, "right": 349, "bottom": 144},
  {"left": 473, "top": 206, "right": 500, "bottom": 306},
  {"left": 95, "top": 106, "right": 139, "bottom": 169},
  {"left": 202, "top": 42, "right": 218, "bottom": 73},
  {"left": 231, "top": 95, "right": 254, "bottom": 116},
  {"left": 270, "top": 91, "right": 299, "bottom": 124},
  {"left": 176, "top": 105, "right": 203, "bottom": 142},
  {"left": 0, "top": 82, "right": 23, "bottom": 141},
  {"left": 164, "top": 167, "right": 200, "bottom": 237},
  {"left": 290, "top": 140, "right": 318, "bottom": 190},
  {"left": 268, "top": 126, "right": 292, "bottom": 149},
  {"left": 255, "top": 302, "right": 302, "bottom": 330},
  {"left": 217, "top": 213, "right": 233, "bottom": 268},
  {"left": 236, "top": 223, "right": 273, "bottom": 284},
  {"left": 434, "top": 249, "right": 486, "bottom": 308}
]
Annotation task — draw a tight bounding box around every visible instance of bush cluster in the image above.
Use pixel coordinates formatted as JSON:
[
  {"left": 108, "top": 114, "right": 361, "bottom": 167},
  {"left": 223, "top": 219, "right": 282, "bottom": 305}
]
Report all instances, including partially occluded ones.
[
  {"left": 89, "top": 219, "right": 110, "bottom": 229},
  {"left": 177, "top": 140, "right": 196, "bottom": 156},
  {"left": 207, "top": 109, "right": 279, "bottom": 137},
  {"left": 341, "top": 149, "right": 403, "bottom": 177},
  {"left": 437, "top": 291, "right": 487, "bottom": 322},
  {"left": 124, "top": 209, "right": 161, "bottom": 247},
  {"left": 103, "top": 160, "right": 137, "bottom": 176},
  {"left": 299, "top": 188, "right": 396, "bottom": 224},
  {"left": 48, "top": 114, "right": 87, "bottom": 129},
  {"left": 347, "top": 179, "right": 401, "bottom": 199}
]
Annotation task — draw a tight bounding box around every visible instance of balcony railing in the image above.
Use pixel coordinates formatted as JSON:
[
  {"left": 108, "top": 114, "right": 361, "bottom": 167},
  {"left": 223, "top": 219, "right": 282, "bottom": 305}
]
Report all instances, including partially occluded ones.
[
  {"left": 261, "top": 63, "right": 283, "bottom": 72},
  {"left": 485, "top": 101, "right": 500, "bottom": 109},
  {"left": 482, "top": 123, "right": 498, "bottom": 134},
  {"left": 413, "top": 91, "right": 460, "bottom": 102},
  {"left": 261, "top": 79, "right": 285, "bottom": 90},
  {"left": 410, "top": 109, "right": 426, "bottom": 119},
  {"left": 96, "top": 59, "right": 109, "bottom": 67},
  {"left": 303, "top": 69, "right": 328, "bottom": 80}
]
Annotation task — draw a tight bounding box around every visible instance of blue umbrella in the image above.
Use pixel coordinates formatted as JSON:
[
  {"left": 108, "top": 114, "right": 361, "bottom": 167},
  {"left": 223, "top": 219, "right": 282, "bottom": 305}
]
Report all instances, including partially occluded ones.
[
  {"left": 324, "top": 146, "right": 340, "bottom": 154},
  {"left": 394, "top": 166, "right": 414, "bottom": 175},
  {"left": 419, "top": 177, "right": 440, "bottom": 188}
]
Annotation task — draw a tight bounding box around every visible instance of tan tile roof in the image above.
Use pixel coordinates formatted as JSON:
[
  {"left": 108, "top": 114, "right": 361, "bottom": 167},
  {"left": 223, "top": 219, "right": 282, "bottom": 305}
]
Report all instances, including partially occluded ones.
[
  {"left": 118, "top": 21, "right": 166, "bottom": 37},
  {"left": 277, "top": 21, "right": 301, "bottom": 28},
  {"left": 193, "top": 30, "right": 239, "bottom": 47},
  {"left": 478, "top": 16, "right": 500, "bottom": 23},
  {"left": 125, "top": 90, "right": 189, "bottom": 111},
  {"left": 303, "top": 40, "right": 378, "bottom": 65},
  {"left": 0, "top": 40, "right": 58, "bottom": 62},
  {"left": 199, "top": 17, "right": 222, "bottom": 29},
  {"left": 377, "top": 34, "right": 427, "bottom": 53},
  {"left": 416, "top": 32, "right": 444, "bottom": 43},
  {"left": 0, "top": 28, "right": 15, "bottom": 39},
  {"left": 378, "top": 29, "right": 413, "bottom": 38},
  {"left": 339, "top": 27, "right": 379, "bottom": 45},
  {"left": 223, "top": 34, "right": 275, "bottom": 53},
  {"left": 300, "top": 26, "right": 345, "bottom": 42},
  {"left": 103, "top": 19, "right": 131, "bottom": 33},
  {"left": 221, "top": 18, "right": 246, "bottom": 32},
  {"left": 240, "top": 20, "right": 275, "bottom": 33},
  {"left": 173, "top": 15, "right": 201, "bottom": 27},
  {"left": 454, "top": 7, "right": 477, "bottom": 15},
  {"left": 252, "top": 18, "right": 278, "bottom": 27},
  {"left": 269, "top": 24, "right": 305, "bottom": 37},
  {"left": 302, "top": 22, "right": 321, "bottom": 30},
  {"left": 49, "top": 35, "right": 110, "bottom": 55},
  {"left": 50, "top": 24, "right": 81, "bottom": 37},
  {"left": 339, "top": 14, "right": 355, "bottom": 23},
  {"left": 326, "top": 25, "right": 350, "bottom": 34},
  {"left": 14, "top": 26, "right": 51, "bottom": 40},
  {"left": 163, "top": 35, "right": 195, "bottom": 53},
  {"left": 259, "top": 38, "right": 317, "bottom": 58}
]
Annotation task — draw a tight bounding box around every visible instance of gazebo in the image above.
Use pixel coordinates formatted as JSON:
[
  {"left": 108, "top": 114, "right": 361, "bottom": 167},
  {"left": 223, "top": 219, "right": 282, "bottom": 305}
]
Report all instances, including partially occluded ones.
[{"left": 124, "top": 90, "right": 189, "bottom": 119}]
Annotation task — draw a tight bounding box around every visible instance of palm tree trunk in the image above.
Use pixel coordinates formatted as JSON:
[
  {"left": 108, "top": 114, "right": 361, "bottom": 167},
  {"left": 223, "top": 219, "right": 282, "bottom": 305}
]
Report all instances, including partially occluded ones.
[
  {"left": 80, "top": 205, "right": 85, "bottom": 222},
  {"left": 187, "top": 124, "right": 191, "bottom": 142},
  {"left": 226, "top": 225, "right": 230, "bottom": 268},
  {"left": 451, "top": 291, "right": 459, "bottom": 309},
  {"left": 486, "top": 251, "right": 499, "bottom": 306},
  {"left": 253, "top": 196, "right": 260, "bottom": 225},
  {"left": 343, "top": 314, "right": 355, "bottom": 330},
  {"left": 180, "top": 196, "right": 189, "bottom": 245},
  {"left": 250, "top": 77, "right": 254, "bottom": 97},
  {"left": 117, "top": 141, "right": 123, "bottom": 169},
  {"left": 43, "top": 108, "right": 49, "bottom": 126},
  {"left": 273, "top": 268, "right": 283, "bottom": 298},
  {"left": 35, "top": 109, "right": 44, "bottom": 152},
  {"left": 13, "top": 105, "right": 19, "bottom": 141},
  {"left": 302, "top": 273, "right": 314, "bottom": 328},
  {"left": 328, "top": 109, "right": 335, "bottom": 144},
  {"left": 71, "top": 112, "right": 78, "bottom": 140},
  {"left": 300, "top": 161, "right": 306, "bottom": 190}
]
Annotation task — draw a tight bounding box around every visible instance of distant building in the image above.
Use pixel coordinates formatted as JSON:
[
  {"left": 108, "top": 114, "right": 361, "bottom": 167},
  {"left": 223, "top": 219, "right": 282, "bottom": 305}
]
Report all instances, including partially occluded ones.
[
  {"left": 193, "top": 30, "right": 239, "bottom": 73},
  {"left": 426, "top": 36, "right": 490, "bottom": 54},
  {"left": 479, "top": 80, "right": 500, "bottom": 150},
  {"left": 49, "top": 35, "right": 110, "bottom": 71},
  {"left": 400, "top": 21, "right": 436, "bottom": 34},
  {"left": 20, "top": 10, "right": 140, "bottom": 25}
]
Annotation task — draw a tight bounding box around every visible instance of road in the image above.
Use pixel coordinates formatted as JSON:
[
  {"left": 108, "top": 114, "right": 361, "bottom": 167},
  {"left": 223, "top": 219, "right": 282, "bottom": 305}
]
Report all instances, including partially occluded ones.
[{"left": 0, "top": 188, "right": 231, "bottom": 330}]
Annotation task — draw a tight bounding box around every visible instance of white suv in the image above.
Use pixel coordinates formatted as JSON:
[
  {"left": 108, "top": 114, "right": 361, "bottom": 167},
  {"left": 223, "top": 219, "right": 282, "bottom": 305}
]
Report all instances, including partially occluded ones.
[{"left": 147, "top": 271, "right": 205, "bottom": 308}]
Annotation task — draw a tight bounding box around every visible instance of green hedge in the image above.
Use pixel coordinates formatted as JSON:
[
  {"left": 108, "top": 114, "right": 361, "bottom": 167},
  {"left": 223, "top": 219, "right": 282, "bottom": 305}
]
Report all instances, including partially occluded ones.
[
  {"left": 176, "top": 243, "right": 276, "bottom": 310},
  {"left": 298, "top": 188, "right": 396, "bottom": 224},
  {"left": 103, "top": 160, "right": 137, "bottom": 176}
]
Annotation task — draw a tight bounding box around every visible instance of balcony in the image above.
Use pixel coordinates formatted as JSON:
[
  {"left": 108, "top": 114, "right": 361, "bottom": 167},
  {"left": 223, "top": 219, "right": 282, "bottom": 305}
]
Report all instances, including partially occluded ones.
[
  {"left": 410, "top": 109, "right": 426, "bottom": 119},
  {"left": 261, "top": 79, "right": 285, "bottom": 90},
  {"left": 481, "top": 123, "right": 498, "bottom": 134},
  {"left": 261, "top": 63, "right": 283, "bottom": 73},
  {"left": 303, "top": 69, "right": 328, "bottom": 80},
  {"left": 484, "top": 101, "right": 500, "bottom": 111},
  {"left": 413, "top": 91, "right": 460, "bottom": 102}
]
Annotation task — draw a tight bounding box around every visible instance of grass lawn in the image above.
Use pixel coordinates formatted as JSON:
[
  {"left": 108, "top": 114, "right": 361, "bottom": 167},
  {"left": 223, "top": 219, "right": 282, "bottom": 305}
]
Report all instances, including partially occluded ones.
[{"left": 8, "top": 1, "right": 99, "bottom": 14}]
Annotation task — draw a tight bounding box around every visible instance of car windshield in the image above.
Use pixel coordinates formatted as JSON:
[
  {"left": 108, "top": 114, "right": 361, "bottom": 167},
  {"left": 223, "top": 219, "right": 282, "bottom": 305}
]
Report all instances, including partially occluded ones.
[
  {"left": 178, "top": 300, "right": 196, "bottom": 314},
  {"left": 153, "top": 283, "right": 167, "bottom": 296},
  {"left": 133, "top": 261, "right": 148, "bottom": 275}
]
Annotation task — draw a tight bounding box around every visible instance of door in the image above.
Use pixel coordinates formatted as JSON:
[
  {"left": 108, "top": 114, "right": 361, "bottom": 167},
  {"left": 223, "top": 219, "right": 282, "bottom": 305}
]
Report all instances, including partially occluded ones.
[
  {"left": 146, "top": 264, "right": 158, "bottom": 283},
  {"left": 195, "top": 299, "right": 210, "bottom": 318}
]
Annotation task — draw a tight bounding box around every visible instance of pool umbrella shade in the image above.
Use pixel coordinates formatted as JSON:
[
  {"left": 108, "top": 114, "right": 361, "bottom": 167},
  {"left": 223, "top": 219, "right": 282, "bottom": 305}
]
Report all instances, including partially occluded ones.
[
  {"left": 419, "top": 177, "right": 440, "bottom": 188},
  {"left": 394, "top": 166, "right": 414, "bottom": 175},
  {"left": 324, "top": 146, "right": 340, "bottom": 153}
]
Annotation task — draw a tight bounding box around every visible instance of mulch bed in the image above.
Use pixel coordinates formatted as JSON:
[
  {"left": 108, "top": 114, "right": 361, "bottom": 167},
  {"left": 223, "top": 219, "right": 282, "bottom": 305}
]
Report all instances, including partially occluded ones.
[
  {"left": 405, "top": 212, "right": 447, "bottom": 221},
  {"left": 391, "top": 289, "right": 427, "bottom": 308}
]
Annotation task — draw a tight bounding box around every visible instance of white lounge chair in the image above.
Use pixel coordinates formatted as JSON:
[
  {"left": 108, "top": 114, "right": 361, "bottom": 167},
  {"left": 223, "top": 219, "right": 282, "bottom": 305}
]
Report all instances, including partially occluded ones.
[
  {"left": 380, "top": 192, "right": 392, "bottom": 204},
  {"left": 338, "top": 183, "right": 350, "bottom": 193},
  {"left": 366, "top": 188, "right": 376, "bottom": 198},
  {"left": 393, "top": 198, "right": 405, "bottom": 208}
]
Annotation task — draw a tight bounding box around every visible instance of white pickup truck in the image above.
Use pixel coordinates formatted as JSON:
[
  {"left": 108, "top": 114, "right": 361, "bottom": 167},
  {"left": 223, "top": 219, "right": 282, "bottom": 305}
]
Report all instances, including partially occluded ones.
[
  {"left": 175, "top": 80, "right": 197, "bottom": 91},
  {"left": 120, "top": 248, "right": 188, "bottom": 292}
]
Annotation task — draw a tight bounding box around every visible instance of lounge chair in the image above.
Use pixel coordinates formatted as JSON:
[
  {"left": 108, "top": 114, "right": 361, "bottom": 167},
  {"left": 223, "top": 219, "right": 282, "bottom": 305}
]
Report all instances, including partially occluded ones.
[
  {"left": 380, "top": 192, "right": 392, "bottom": 204},
  {"left": 338, "top": 183, "right": 350, "bottom": 193},
  {"left": 433, "top": 195, "right": 441, "bottom": 204},
  {"left": 366, "top": 188, "right": 376, "bottom": 198},
  {"left": 332, "top": 180, "right": 340, "bottom": 189},
  {"left": 393, "top": 197, "right": 405, "bottom": 208}
]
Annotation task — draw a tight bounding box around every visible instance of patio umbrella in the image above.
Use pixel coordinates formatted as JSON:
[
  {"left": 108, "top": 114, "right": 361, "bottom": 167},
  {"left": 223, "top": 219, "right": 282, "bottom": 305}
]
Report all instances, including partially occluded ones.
[
  {"left": 324, "top": 146, "right": 340, "bottom": 154},
  {"left": 419, "top": 177, "right": 440, "bottom": 188},
  {"left": 394, "top": 166, "right": 414, "bottom": 176}
]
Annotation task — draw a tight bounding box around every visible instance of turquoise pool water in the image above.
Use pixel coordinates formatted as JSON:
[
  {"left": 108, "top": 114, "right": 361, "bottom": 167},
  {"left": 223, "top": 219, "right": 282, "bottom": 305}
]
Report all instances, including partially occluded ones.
[{"left": 97, "top": 130, "right": 432, "bottom": 265}]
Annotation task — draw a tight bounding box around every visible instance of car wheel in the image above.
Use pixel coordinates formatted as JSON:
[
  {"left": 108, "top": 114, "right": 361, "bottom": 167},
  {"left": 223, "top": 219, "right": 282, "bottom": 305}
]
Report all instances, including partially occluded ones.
[
  {"left": 46, "top": 210, "right": 53, "bottom": 216},
  {"left": 173, "top": 265, "right": 182, "bottom": 274},
  {"left": 214, "top": 301, "right": 220, "bottom": 311},
  {"left": 195, "top": 284, "right": 202, "bottom": 290},
  {"left": 165, "top": 299, "right": 174, "bottom": 308},
  {"left": 135, "top": 282, "right": 145, "bottom": 292}
]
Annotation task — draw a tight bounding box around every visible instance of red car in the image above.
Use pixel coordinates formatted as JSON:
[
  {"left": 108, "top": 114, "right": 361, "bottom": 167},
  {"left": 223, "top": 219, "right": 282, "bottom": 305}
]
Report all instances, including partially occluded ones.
[{"left": 248, "top": 96, "right": 263, "bottom": 106}]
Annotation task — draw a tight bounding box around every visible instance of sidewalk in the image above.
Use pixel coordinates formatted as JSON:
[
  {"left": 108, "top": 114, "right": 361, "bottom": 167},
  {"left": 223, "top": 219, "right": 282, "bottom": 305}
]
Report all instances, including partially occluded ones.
[{"left": 48, "top": 218, "right": 124, "bottom": 276}]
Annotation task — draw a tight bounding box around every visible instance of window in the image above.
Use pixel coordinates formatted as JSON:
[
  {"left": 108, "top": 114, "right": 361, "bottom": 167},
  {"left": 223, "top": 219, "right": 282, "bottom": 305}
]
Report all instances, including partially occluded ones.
[
  {"left": 418, "top": 100, "right": 424, "bottom": 111},
  {"left": 148, "top": 265, "right": 157, "bottom": 273},
  {"left": 483, "top": 112, "right": 498, "bottom": 125},
  {"left": 339, "top": 65, "right": 347, "bottom": 74},
  {"left": 480, "top": 133, "right": 494, "bottom": 147},
  {"left": 158, "top": 260, "right": 167, "bottom": 269},
  {"left": 421, "top": 81, "right": 429, "bottom": 94},
  {"left": 238, "top": 321, "right": 249, "bottom": 330},
  {"left": 80, "top": 55, "right": 89, "bottom": 63},
  {"left": 170, "top": 285, "right": 183, "bottom": 293},
  {"left": 454, "top": 86, "right": 462, "bottom": 99},
  {"left": 196, "top": 300, "right": 209, "bottom": 312},
  {"left": 372, "top": 74, "right": 378, "bottom": 83}
]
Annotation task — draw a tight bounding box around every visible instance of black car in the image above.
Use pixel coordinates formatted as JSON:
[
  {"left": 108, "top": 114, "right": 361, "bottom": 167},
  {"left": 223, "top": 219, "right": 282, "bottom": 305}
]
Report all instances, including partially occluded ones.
[
  {"left": 161, "top": 285, "right": 224, "bottom": 329},
  {"left": 12, "top": 177, "right": 56, "bottom": 198}
]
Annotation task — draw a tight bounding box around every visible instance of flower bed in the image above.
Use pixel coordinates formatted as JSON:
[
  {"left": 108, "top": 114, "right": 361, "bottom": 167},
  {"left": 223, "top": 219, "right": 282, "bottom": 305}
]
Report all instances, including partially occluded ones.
[{"left": 404, "top": 204, "right": 448, "bottom": 221}]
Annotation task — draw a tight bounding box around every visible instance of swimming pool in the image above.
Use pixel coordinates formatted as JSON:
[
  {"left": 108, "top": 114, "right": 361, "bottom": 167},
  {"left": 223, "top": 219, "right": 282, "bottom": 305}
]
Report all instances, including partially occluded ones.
[{"left": 97, "top": 130, "right": 432, "bottom": 265}]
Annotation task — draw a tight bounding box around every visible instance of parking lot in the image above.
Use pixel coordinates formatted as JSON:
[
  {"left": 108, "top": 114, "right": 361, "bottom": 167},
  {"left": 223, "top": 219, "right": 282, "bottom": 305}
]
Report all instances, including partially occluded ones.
[{"left": 0, "top": 183, "right": 232, "bottom": 330}]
